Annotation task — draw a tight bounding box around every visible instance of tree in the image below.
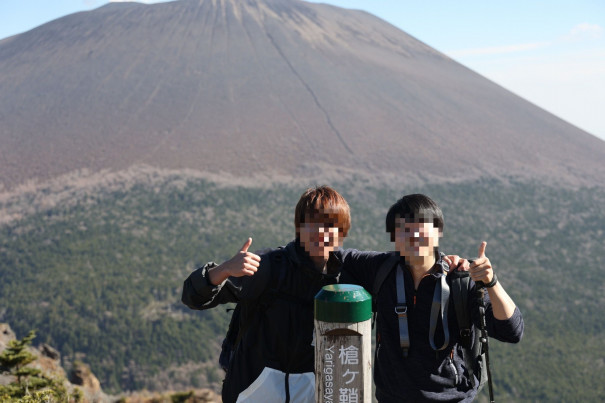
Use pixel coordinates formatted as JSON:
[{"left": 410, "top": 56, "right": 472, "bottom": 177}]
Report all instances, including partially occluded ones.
[{"left": 0, "top": 330, "right": 70, "bottom": 402}]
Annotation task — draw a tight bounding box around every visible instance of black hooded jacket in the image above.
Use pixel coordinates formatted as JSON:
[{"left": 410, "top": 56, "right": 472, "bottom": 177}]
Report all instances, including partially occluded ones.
[{"left": 181, "top": 240, "right": 357, "bottom": 403}]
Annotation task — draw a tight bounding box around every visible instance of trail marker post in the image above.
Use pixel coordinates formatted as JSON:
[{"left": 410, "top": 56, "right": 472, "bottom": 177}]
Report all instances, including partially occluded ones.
[{"left": 314, "top": 284, "right": 372, "bottom": 403}]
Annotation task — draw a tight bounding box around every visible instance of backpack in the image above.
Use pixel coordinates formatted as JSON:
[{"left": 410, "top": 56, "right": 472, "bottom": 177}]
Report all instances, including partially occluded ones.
[
  {"left": 371, "top": 253, "right": 493, "bottom": 401},
  {"left": 219, "top": 304, "right": 241, "bottom": 372}
]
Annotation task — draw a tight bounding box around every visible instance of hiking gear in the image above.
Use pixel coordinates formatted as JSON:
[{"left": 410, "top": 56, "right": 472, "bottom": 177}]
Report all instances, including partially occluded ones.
[
  {"left": 394, "top": 265, "right": 410, "bottom": 356},
  {"left": 372, "top": 252, "right": 399, "bottom": 328},
  {"left": 476, "top": 283, "right": 495, "bottom": 403},
  {"left": 372, "top": 254, "right": 492, "bottom": 399},
  {"left": 394, "top": 263, "right": 452, "bottom": 356},
  {"left": 428, "top": 270, "right": 450, "bottom": 352},
  {"left": 452, "top": 271, "right": 491, "bottom": 395},
  {"left": 219, "top": 306, "right": 239, "bottom": 372}
]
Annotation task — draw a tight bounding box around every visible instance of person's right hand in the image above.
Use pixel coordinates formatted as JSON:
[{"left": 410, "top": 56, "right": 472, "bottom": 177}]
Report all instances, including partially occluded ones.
[
  {"left": 222, "top": 238, "right": 261, "bottom": 277},
  {"left": 207, "top": 238, "right": 261, "bottom": 285}
]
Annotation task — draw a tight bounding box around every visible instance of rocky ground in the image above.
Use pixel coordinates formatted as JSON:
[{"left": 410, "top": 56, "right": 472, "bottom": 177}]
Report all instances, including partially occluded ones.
[{"left": 0, "top": 323, "right": 220, "bottom": 402}]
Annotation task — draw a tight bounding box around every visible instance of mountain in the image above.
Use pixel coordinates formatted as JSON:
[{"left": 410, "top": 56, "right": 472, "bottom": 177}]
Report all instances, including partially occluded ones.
[
  {"left": 1, "top": 0, "right": 604, "bottom": 191},
  {"left": 1, "top": 0, "right": 605, "bottom": 401}
]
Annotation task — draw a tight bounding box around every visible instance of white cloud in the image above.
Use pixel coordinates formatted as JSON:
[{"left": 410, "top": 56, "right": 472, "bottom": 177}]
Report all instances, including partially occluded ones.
[
  {"left": 447, "top": 42, "right": 550, "bottom": 57},
  {"left": 565, "top": 23, "right": 603, "bottom": 41}
]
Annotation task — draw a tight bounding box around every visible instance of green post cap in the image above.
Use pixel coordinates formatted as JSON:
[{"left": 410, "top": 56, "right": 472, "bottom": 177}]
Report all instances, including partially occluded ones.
[{"left": 314, "top": 284, "right": 372, "bottom": 323}]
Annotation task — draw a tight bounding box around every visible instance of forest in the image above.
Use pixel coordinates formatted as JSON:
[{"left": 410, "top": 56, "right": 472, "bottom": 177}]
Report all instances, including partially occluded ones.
[{"left": 1, "top": 174, "right": 604, "bottom": 401}]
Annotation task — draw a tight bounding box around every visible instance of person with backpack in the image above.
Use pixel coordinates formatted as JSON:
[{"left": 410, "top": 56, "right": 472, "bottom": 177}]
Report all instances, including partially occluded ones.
[
  {"left": 181, "top": 186, "right": 362, "bottom": 403},
  {"left": 340, "top": 194, "right": 524, "bottom": 402}
]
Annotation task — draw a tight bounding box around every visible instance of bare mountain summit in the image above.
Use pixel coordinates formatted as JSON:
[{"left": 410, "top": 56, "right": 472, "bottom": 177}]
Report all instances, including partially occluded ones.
[{"left": 1, "top": 0, "right": 604, "bottom": 189}]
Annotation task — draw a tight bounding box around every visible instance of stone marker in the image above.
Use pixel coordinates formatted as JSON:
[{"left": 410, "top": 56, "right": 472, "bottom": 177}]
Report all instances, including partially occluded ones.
[{"left": 314, "top": 284, "right": 372, "bottom": 403}]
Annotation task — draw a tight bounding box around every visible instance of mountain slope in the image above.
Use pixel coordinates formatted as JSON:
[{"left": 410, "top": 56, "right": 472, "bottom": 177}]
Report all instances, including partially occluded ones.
[{"left": 1, "top": 0, "right": 604, "bottom": 190}]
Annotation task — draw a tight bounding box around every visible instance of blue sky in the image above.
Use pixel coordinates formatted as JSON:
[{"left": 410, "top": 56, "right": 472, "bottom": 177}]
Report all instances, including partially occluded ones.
[{"left": 1, "top": 0, "right": 604, "bottom": 141}]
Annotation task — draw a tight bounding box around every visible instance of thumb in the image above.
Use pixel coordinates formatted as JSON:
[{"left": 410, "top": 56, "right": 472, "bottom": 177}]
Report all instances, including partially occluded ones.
[
  {"left": 240, "top": 237, "right": 252, "bottom": 252},
  {"left": 478, "top": 241, "right": 487, "bottom": 258}
]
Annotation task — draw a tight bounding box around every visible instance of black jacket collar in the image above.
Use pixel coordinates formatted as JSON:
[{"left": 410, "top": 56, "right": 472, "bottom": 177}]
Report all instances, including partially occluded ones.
[
  {"left": 399, "top": 250, "right": 448, "bottom": 278},
  {"left": 285, "top": 239, "right": 343, "bottom": 280}
]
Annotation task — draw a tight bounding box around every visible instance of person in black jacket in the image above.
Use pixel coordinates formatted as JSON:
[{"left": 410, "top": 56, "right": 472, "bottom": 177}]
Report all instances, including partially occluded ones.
[
  {"left": 340, "top": 194, "right": 524, "bottom": 402},
  {"left": 181, "top": 186, "right": 356, "bottom": 403}
]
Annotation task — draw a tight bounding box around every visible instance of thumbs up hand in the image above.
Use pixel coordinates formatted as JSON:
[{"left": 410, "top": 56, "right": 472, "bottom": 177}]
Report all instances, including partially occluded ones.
[
  {"left": 469, "top": 241, "right": 494, "bottom": 285},
  {"left": 206, "top": 238, "right": 261, "bottom": 286},
  {"left": 224, "top": 237, "right": 261, "bottom": 278}
]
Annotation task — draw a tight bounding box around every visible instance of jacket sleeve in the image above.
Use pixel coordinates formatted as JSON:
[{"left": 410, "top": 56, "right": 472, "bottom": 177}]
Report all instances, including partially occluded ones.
[
  {"left": 339, "top": 249, "right": 391, "bottom": 292},
  {"left": 181, "top": 254, "right": 273, "bottom": 310},
  {"left": 181, "top": 262, "right": 241, "bottom": 310},
  {"left": 472, "top": 287, "right": 524, "bottom": 344}
]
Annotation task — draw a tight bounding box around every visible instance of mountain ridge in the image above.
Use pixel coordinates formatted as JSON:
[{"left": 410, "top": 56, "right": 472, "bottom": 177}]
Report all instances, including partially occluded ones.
[{"left": 1, "top": 0, "right": 604, "bottom": 191}]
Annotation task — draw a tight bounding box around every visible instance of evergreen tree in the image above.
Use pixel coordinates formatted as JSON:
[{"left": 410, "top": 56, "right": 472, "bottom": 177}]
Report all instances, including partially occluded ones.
[{"left": 0, "top": 330, "right": 70, "bottom": 402}]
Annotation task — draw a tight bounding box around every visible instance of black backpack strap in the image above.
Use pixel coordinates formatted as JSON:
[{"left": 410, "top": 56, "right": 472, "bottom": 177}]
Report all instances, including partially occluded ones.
[
  {"left": 451, "top": 271, "right": 472, "bottom": 348},
  {"left": 429, "top": 273, "right": 451, "bottom": 351},
  {"left": 373, "top": 252, "right": 400, "bottom": 296},
  {"left": 476, "top": 285, "right": 495, "bottom": 402},
  {"left": 451, "top": 270, "right": 494, "bottom": 401},
  {"left": 219, "top": 304, "right": 241, "bottom": 371},
  {"left": 371, "top": 252, "right": 400, "bottom": 328},
  {"left": 233, "top": 300, "right": 257, "bottom": 352},
  {"left": 450, "top": 270, "right": 478, "bottom": 390}
]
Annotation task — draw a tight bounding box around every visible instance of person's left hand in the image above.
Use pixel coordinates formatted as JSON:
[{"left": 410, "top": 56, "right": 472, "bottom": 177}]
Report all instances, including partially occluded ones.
[{"left": 469, "top": 242, "right": 494, "bottom": 284}]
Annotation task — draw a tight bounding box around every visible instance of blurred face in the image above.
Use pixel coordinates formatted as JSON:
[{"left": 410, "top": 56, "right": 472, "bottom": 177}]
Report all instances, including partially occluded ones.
[
  {"left": 298, "top": 220, "right": 341, "bottom": 261},
  {"left": 394, "top": 217, "right": 441, "bottom": 259}
]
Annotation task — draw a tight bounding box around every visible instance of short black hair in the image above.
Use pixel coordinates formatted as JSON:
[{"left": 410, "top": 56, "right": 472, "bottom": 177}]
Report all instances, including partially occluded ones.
[{"left": 385, "top": 194, "right": 444, "bottom": 242}]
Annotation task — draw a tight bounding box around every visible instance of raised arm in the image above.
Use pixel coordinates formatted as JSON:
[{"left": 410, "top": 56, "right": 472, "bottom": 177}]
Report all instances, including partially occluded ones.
[
  {"left": 181, "top": 238, "right": 262, "bottom": 310},
  {"left": 469, "top": 242, "right": 517, "bottom": 320},
  {"left": 207, "top": 238, "right": 261, "bottom": 285}
]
